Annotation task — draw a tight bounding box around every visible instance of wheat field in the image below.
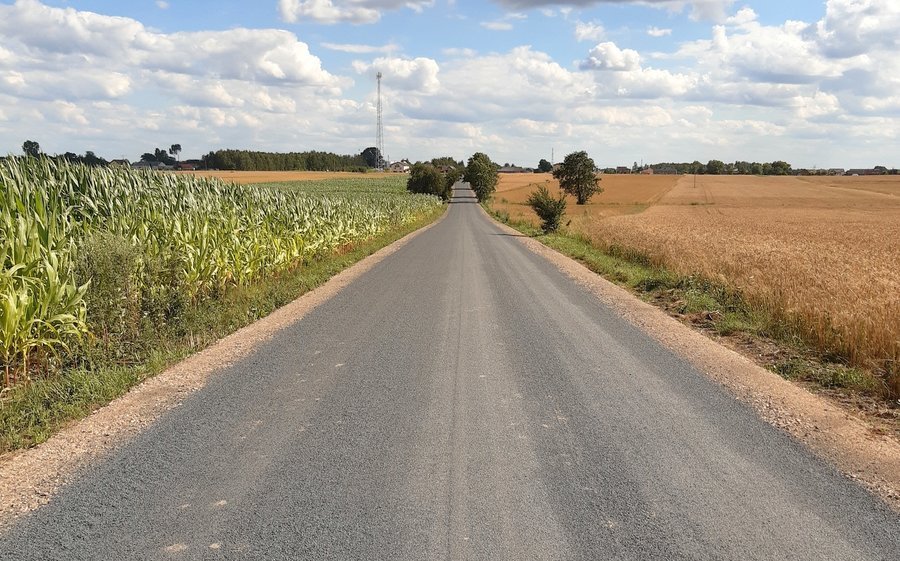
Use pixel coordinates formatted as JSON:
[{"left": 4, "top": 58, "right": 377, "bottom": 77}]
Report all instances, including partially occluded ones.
[{"left": 495, "top": 173, "right": 900, "bottom": 383}]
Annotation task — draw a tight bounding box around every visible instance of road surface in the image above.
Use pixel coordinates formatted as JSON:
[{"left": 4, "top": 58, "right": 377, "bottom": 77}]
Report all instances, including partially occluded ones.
[{"left": 3, "top": 184, "right": 899, "bottom": 560}]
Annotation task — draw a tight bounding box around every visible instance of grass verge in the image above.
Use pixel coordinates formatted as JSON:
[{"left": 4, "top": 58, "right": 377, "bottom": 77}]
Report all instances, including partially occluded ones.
[
  {"left": 0, "top": 207, "right": 444, "bottom": 454},
  {"left": 487, "top": 207, "right": 897, "bottom": 432}
]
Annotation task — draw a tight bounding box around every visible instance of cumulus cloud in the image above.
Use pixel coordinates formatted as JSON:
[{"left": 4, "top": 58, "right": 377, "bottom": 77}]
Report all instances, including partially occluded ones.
[
  {"left": 278, "top": 0, "right": 434, "bottom": 25},
  {"left": 580, "top": 42, "right": 641, "bottom": 71},
  {"left": 0, "top": 1, "right": 342, "bottom": 102},
  {"left": 353, "top": 56, "right": 441, "bottom": 94}
]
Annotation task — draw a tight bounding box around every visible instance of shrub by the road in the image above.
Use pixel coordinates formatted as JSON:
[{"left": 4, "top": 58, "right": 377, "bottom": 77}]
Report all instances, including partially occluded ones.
[{"left": 526, "top": 185, "right": 567, "bottom": 233}]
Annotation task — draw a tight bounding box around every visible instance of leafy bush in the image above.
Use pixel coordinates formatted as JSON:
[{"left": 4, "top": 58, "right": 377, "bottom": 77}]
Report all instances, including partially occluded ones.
[
  {"left": 526, "top": 185, "right": 567, "bottom": 233},
  {"left": 407, "top": 163, "right": 449, "bottom": 200}
]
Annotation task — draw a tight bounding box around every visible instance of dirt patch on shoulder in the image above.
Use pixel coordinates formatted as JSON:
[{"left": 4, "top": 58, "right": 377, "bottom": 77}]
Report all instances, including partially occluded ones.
[
  {"left": 0, "top": 214, "right": 444, "bottom": 525},
  {"left": 490, "top": 214, "right": 900, "bottom": 511}
]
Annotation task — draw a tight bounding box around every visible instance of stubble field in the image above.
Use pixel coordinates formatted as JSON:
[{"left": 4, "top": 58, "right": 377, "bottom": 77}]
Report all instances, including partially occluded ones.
[{"left": 493, "top": 173, "right": 900, "bottom": 383}]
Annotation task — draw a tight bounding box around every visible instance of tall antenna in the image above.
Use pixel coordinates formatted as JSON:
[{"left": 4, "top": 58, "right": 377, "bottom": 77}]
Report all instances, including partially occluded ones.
[{"left": 376, "top": 72, "right": 385, "bottom": 170}]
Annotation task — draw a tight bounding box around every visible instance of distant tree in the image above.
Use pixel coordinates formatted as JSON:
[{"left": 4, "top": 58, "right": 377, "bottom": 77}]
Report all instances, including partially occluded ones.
[
  {"left": 445, "top": 167, "right": 463, "bottom": 194},
  {"left": 361, "top": 146, "right": 383, "bottom": 168},
  {"left": 706, "top": 159, "right": 726, "bottom": 175},
  {"left": 22, "top": 140, "right": 41, "bottom": 157},
  {"left": 169, "top": 144, "right": 182, "bottom": 162},
  {"left": 526, "top": 185, "right": 567, "bottom": 233},
  {"left": 141, "top": 152, "right": 157, "bottom": 162},
  {"left": 154, "top": 148, "right": 176, "bottom": 166},
  {"left": 82, "top": 151, "right": 107, "bottom": 167},
  {"left": 553, "top": 151, "right": 602, "bottom": 205},
  {"left": 537, "top": 159, "right": 553, "bottom": 173},
  {"left": 463, "top": 152, "right": 499, "bottom": 202},
  {"left": 770, "top": 161, "right": 792, "bottom": 175},
  {"left": 430, "top": 156, "right": 463, "bottom": 170},
  {"left": 407, "top": 163, "right": 449, "bottom": 199}
]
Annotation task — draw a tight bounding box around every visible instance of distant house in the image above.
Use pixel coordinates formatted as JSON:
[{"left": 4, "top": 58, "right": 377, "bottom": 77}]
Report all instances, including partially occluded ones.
[
  {"left": 845, "top": 169, "right": 880, "bottom": 176},
  {"left": 176, "top": 162, "right": 200, "bottom": 171},
  {"left": 827, "top": 168, "right": 846, "bottom": 176},
  {"left": 498, "top": 165, "right": 529, "bottom": 173},
  {"left": 388, "top": 161, "right": 410, "bottom": 173},
  {"left": 616, "top": 166, "right": 631, "bottom": 174},
  {"left": 640, "top": 168, "right": 654, "bottom": 175},
  {"left": 132, "top": 160, "right": 173, "bottom": 171},
  {"left": 109, "top": 159, "right": 130, "bottom": 167}
]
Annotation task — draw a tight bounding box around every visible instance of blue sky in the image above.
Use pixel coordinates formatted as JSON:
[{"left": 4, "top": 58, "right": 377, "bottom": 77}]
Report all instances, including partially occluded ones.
[{"left": 1, "top": 1, "right": 898, "bottom": 168}]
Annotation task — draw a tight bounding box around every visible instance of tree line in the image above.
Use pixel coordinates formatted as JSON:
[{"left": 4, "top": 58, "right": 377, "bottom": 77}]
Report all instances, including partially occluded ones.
[{"left": 200, "top": 149, "right": 369, "bottom": 172}]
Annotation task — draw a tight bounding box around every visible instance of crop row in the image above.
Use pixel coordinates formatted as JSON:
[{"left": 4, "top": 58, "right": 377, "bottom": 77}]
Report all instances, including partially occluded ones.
[{"left": 0, "top": 157, "right": 441, "bottom": 387}]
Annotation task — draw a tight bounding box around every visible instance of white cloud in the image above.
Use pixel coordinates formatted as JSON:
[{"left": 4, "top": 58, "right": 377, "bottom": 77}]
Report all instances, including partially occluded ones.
[
  {"left": 647, "top": 26, "right": 672, "bottom": 37},
  {"left": 481, "top": 21, "right": 514, "bottom": 31},
  {"left": 442, "top": 47, "right": 478, "bottom": 58},
  {"left": 353, "top": 56, "right": 441, "bottom": 94},
  {"left": 278, "top": 0, "right": 434, "bottom": 25},
  {"left": 491, "top": 1, "right": 735, "bottom": 22},
  {"left": 155, "top": 1, "right": 169, "bottom": 9},
  {"left": 575, "top": 21, "right": 605, "bottom": 42},
  {"left": 581, "top": 42, "right": 641, "bottom": 71},
  {"left": 320, "top": 41, "right": 400, "bottom": 54}
]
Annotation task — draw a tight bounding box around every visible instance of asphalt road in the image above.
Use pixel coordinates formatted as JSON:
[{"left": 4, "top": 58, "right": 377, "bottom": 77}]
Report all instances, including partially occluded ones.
[{"left": 2, "top": 184, "right": 899, "bottom": 560}]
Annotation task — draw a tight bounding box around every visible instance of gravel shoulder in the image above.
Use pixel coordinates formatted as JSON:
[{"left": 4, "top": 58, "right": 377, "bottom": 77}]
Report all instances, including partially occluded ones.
[
  {"left": 487, "top": 208, "right": 900, "bottom": 511},
  {"left": 0, "top": 213, "right": 445, "bottom": 525}
]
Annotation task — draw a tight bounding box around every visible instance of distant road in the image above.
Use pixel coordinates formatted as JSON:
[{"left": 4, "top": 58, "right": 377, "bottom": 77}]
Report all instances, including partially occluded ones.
[{"left": 2, "top": 184, "right": 898, "bottom": 560}]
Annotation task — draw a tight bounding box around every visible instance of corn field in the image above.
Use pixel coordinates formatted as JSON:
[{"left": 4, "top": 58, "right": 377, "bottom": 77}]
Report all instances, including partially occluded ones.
[{"left": 0, "top": 157, "right": 441, "bottom": 388}]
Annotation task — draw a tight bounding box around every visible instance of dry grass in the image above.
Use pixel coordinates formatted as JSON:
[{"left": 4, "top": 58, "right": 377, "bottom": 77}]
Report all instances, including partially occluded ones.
[
  {"left": 178, "top": 170, "right": 386, "bottom": 184},
  {"left": 497, "top": 174, "right": 900, "bottom": 392}
]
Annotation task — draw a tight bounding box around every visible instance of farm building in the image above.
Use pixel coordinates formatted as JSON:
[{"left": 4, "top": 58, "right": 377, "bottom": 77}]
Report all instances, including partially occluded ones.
[
  {"left": 651, "top": 165, "right": 678, "bottom": 175},
  {"left": 388, "top": 161, "right": 410, "bottom": 173}
]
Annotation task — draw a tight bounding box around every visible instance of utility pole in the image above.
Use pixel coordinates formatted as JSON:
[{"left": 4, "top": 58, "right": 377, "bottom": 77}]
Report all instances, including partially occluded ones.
[{"left": 376, "top": 72, "right": 385, "bottom": 171}]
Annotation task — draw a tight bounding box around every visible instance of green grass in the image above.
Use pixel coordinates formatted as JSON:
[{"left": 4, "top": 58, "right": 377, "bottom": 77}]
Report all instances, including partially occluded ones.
[
  {"left": 487, "top": 207, "right": 885, "bottom": 399},
  {"left": 0, "top": 205, "right": 444, "bottom": 453}
]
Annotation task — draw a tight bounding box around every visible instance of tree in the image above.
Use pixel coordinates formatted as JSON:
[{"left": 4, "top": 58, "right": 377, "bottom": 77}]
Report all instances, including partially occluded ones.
[
  {"left": 463, "top": 152, "right": 499, "bottom": 202},
  {"left": 706, "top": 159, "right": 726, "bottom": 175},
  {"left": 526, "top": 185, "right": 567, "bottom": 233},
  {"left": 553, "top": 151, "right": 602, "bottom": 205},
  {"left": 771, "top": 160, "right": 792, "bottom": 176},
  {"left": 154, "top": 148, "right": 176, "bottom": 166},
  {"left": 537, "top": 159, "right": 553, "bottom": 173},
  {"left": 361, "top": 147, "right": 383, "bottom": 168},
  {"left": 407, "top": 163, "right": 449, "bottom": 200},
  {"left": 445, "top": 167, "right": 463, "bottom": 195},
  {"left": 169, "top": 144, "right": 182, "bottom": 162},
  {"left": 22, "top": 140, "right": 41, "bottom": 157}
]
